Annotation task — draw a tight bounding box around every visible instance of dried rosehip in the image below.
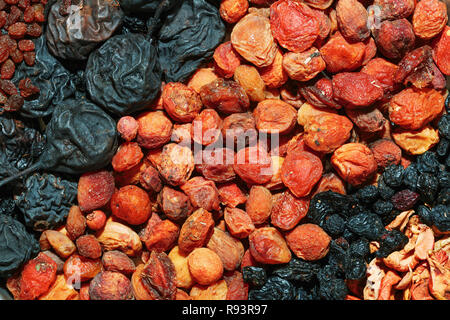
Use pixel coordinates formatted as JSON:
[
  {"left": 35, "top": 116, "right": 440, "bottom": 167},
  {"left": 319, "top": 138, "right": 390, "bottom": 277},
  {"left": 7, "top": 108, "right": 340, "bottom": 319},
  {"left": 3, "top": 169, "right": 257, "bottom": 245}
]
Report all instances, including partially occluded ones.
[
  {"left": 234, "top": 145, "right": 273, "bottom": 185},
  {"left": 285, "top": 223, "right": 331, "bottom": 261},
  {"left": 282, "top": 47, "right": 326, "bottom": 82},
  {"left": 213, "top": 41, "right": 242, "bottom": 78},
  {"left": 336, "top": 0, "right": 370, "bottom": 42},
  {"left": 76, "top": 235, "right": 102, "bottom": 260},
  {"left": 181, "top": 176, "right": 221, "bottom": 212},
  {"left": 332, "top": 72, "right": 384, "bottom": 108},
  {"left": 319, "top": 32, "right": 366, "bottom": 73},
  {"left": 270, "top": 0, "right": 320, "bottom": 53},
  {"left": 157, "top": 186, "right": 193, "bottom": 222},
  {"left": 117, "top": 116, "right": 138, "bottom": 142},
  {"left": 389, "top": 87, "right": 444, "bottom": 130},
  {"left": 432, "top": 26, "right": 450, "bottom": 75},
  {"left": 112, "top": 142, "right": 144, "bottom": 173},
  {"left": 281, "top": 149, "right": 323, "bottom": 197},
  {"left": 178, "top": 208, "right": 215, "bottom": 254},
  {"left": 374, "top": 19, "right": 415, "bottom": 60},
  {"left": 111, "top": 185, "right": 152, "bottom": 225},
  {"left": 191, "top": 108, "right": 223, "bottom": 146},
  {"left": 162, "top": 82, "right": 203, "bottom": 123},
  {"left": 303, "top": 113, "right": 353, "bottom": 153},
  {"left": 271, "top": 190, "right": 309, "bottom": 231},
  {"left": 220, "top": 0, "right": 249, "bottom": 23},
  {"left": 86, "top": 210, "right": 107, "bottom": 231},
  {"left": 136, "top": 111, "right": 173, "bottom": 150},
  {"left": 346, "top": 107, "right": 386, "bottom": 133},
  {"left": 157, "top": 143, "right": 195, "bottom": 186},
  {"left": 196, "top": 147, "right": 236, "bottom": 183},
  {"left": 231, "top": 12, "right": 278, "bottom": 67},
  {"left": 331, "top": 143, "right": 378, "bottom": 185},
  {"left": 77, "top": 170, "right": 115, "bottom": 213},
  {"left": 199, "top": 78, "right": 250, "bottom": 115},
  {"left": 412, "top": 0, "right": 448, "bottom": 39},
  {"left": 248, "top": 227, "right": 291, "bottom": 264}
]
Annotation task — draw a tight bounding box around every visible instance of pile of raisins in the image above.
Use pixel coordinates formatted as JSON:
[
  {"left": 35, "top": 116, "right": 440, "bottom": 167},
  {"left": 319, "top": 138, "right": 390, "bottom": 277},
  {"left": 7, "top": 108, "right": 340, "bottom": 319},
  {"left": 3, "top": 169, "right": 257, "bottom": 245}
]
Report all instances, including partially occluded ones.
[{"left": 0, "top": 0, "right": 448, "bottom": 302}]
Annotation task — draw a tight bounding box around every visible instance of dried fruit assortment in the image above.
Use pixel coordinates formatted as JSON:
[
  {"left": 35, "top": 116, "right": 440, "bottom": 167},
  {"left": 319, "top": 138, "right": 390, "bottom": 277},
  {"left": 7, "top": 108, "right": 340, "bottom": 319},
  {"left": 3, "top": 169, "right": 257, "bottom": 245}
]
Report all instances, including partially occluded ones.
[{"left": 0, "top": 0, "right": 449, "bottom": 302}]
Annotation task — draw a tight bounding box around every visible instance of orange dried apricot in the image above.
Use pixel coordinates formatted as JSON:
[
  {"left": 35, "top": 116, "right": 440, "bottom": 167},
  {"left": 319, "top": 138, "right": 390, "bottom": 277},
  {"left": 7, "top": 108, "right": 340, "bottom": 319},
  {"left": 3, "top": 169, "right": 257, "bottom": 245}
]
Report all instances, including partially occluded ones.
[
  {"left": 282, "top": 47, "right": 326, "bottom": 82},
  {"left": 285, "top": 223, "right": 331, "bottom": 261},
  {"left": 248, "top": 227, "right": 291, "bottom": 264},
  {"left": 412, "top": 0, "right": 448, "bottom": 39},
  {"left": 162, "top": 82, "right": 203, "bottom": 123},
  {"left": 111, "top": 185, "right": 152, "bottom": 225}
]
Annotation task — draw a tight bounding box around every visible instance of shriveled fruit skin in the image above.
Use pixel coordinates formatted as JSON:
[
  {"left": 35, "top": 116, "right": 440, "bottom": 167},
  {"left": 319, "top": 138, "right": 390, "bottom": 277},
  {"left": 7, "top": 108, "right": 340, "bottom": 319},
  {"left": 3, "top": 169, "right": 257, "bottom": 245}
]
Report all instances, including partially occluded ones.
[
  {"left": 220, "top": 0, "right": 249, "bottom": 24},
  {"left": 111, "top": 142, "right": 144, "bottom": 173},
  {"left": 207, "top": 227, "right": 245, "bottom": 272},
  {"left": 412, "top": 0, "right": 448, "bottom": 40},
  {"left": 89, "top": 271, "right": 134, "bottom": 300},
  {"left": 96, "top": 221, "right": 142, "bottom": 256},
  {"left": 319, "top": 32, "right": 366, "bottom": 73},
  {"left": 270, "top": 0, "right": 320, "bottom": 53},
  {"left": 66, "top": 206, "right": 86, "bottom": 241},
  {"left": 190, "top": 279, "right": 228, "bottom": 300},
  {"left": 102, "top": 250, "right": 136, "bottom": 275},
  {"left": 162, "top": 82, "right": 203, "bottom": 123},
  {"left": 181, "top": 176, "right": 221, "bottom": 212},
  {"left": 258, "top": 48, "right": 288, "bottom": 88},
  {"left": 178, "top": 208, "right": 215, "bottom": 254},
  {"left": 253, "top": 99, "right": 297, "bottom": 135},
  {"left": 282, "top": 47, "right": 326, "bottom": 82},
  {"left": 110, "top": 185, "right": 152, "bottom": 225},
  {"left": 285, "top": 223, "right": 331, "bottom": 261},
  {"left": 389, "top": 87, "right": 444, "bottom": 130},
  {"left": 231, "top": 12, "right": 278, "bottom": 67},
  {"left": 361, "top": 58, "right": 399, "bottom": 95},
  {"left": 140, "top": 251, "right": 176, "bottom": 300},
  {"left": 233, "top": 145, "right": 273, "bottom": 185},
  {"left": 374, "top": 19, "right": 416, "bottom": 60},
  {"left": 157, "top": 143, "right": 195, "bottom": 187},
  {"left": 63, "top": 253, "right": 103, "bottom": 283},
  {"left": 234, "top": 65, "right": 266, "bottom": 102},
  {"left": 224, "top": 207, "right": 255, "bottom": 238},
  {"left": 332, "top": 72, "right": 384, "bottom": 108},
  {"left": 136, "top": 111, "right": 173, "bottom": 150},
  {"left": 271, "top": 190, "right": 309, "bottom": 231},
  {"left": 213, "top": 41, "right": 242, "bottom": 78},
  {"left": 331, "top": 143, "right": 378, "bottom": 186},
  {"left": 373, "top": 0, "right": 415, "bottom": 20},
  {"left": 191, "top": 108, "right": 223, "bottom": 146},
  {"left": 369, "top": 139, "right": 402, "bottom": 169},
  {"left": 336, "top": 0, "right": 370, "bottom": 42},
  {"left": 345, "top": 107, "right": 386, "bottom": 133},
  {"left": 196, "top": 147, "right": 236, "bottom": 183},
  {"left": 246, "top": 185, "right": 273, "bottom": 225},
  {"left": 248, "top": 227, "right": 291, "bottom": 264},
  {"left": 19, "top": 252, "right": 57, "bottom": 300},
  {"left": 432, "top": 26, "right": 450, "bottom": 75},
  {"left": 392, "top": 125, "right": 440, "bottom": 155},
  {"left": 281, "top": 150, "right": 323, "bottom": 198}
]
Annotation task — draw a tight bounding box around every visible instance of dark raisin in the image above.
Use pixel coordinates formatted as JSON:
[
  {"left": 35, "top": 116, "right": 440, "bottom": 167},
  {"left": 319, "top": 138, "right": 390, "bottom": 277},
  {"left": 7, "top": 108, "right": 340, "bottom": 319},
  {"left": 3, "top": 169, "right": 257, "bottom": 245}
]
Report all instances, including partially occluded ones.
[
  {"left": 430, "top": 204, "right": 450, "bottom": 233},
  {"left": 391, "top": 189, "right": 420, "bottom": 211},
  {"left": 372, "top": 199, "right": 394, "bottom": 216},
  {"left": 272, "top": 258, "right": 321, "bottom": 283},
  {"left": 242, "top": 266, "right": 267, "bottom": 289},
  {"left": 349, "top": 238, "right": 370, "bottom": 259},
  {"left": 323, "top": 214, "right": 346, "bottom": 238},
  {"left": 416, "top": 205, "right": 433, "bottom": 225},
  {"left": 382, "top": 165, "right": 404, "bottom": 188},
  {"left": 436, "top": 138, "right": 449, "bottom": 158},
  {"left": 248, "top": 276, "right": 296, "bottom": 300},
  {"left": 376, "top": 230, "right": 409, "bottom": 258},
  {"left": 403, "top": 163, "right": 419, "bottom": 191},
  {"left": 437, "top": 114, "right": 450, "bottom": 140},
  {"left": 355, "top": 185, "right": 379, "bottom": 204},
  {"left": 416, "top": 152, "right": 440, "bottom": 175},
  {"left": 437, "top": 171, "right": 450, "bottom": 189},
  {"left": 377, "top": 176, "right": 396, "bottom": 200},
  {"left": 346, "top": 212, "right": 385, "bottom": 241},
  {"left": 416, "top": 173, "right": 439, "bottom": 204},
  {"left": 344, "top": 256, "right": 366, "bottom": 280}
]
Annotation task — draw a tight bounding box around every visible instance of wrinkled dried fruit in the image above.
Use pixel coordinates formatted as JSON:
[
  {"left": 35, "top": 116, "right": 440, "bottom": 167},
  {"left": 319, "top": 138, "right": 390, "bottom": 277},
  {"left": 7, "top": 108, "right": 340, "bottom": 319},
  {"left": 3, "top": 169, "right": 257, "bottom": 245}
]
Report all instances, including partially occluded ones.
[
  {"left": 234, "top": 64, "right": 266, "bottom": 102},
  {"left": 157, "top": 186, "right": 193, "bottom": 222},
  {"left": 249, "top": 227, "right": 291, "bottom": 264},
  {"left": 346, "top": 107, "right": 386, "bottom": 133},
  {"left": 40, "top": 230, "right": 76, "bottom": 259},
  {"left": 168, "top": 246, "right": 194, "bottom": 289},
  {"left": 63, "top": 253, "right": 102, "bottom": 283},
  {"left": 213, "top": 41, "right": 242, "bottom": 78},
  {"left": 136, "top": 111, "right": 173, "bottom": 150},
  {"left": 234, "top": 145, "right": 273, "bottom": 185},
  {"left": 77, "top": 170, "right": 115, "bottom": 213},
  {"left": 112, "top": 142, "right": 144, "bottom": 173},
  {"left": 66, "top": 206, "right": 86, "bottom": 241},
  {"left": 392, "top": 125, "right": 440, "bottom": 155},
  {"left": 220, "top": 0, "right": 249, "bottom": 23},
  {"left": 282, "top": 47, "right": 325, "bottom": 82},
  {"left": 188, "top": 247, "right": 224, "bottom": 286},
  {"left": 253, "top": 99, "right": 297, "bottom": 135},
  {"left": 140, "top": 251, "right": 176, "bottom": 300},
  {"left": 111, "top": 185, "right": 151, "bottom": 225},
  {"left": 181, "top": 176, "right": 220, "bottom": 212},
  {"left": 157, "top": 143, "right": 195, "bottom": 186},
  {"left": 102, "top": 250, "right": 136, "bottom": 275},
  {"left": 374, "top": 19, "right": 415, "bottom": 60},
  {"left": 162, "top": 82, "right": 203, "bottom": 123},
  {"left": 86, "top": 210, "right": 107, "bottom": 231},
  {"left": 19, "top": 252, "right": 57, "bottom": 300},
  {"left": 258, "top": 48, "right": 288, "bottom": 88},
  {"left": 178, "top": 208, "right": 215, "bottom": 254},
  {"left": 432, "top": 26, "right": 450, "bottom": 75},
  {"left": 336, "top": 0, "right": 369, "bottom": 42},
  {"left": 117, "top": 116, "right": 138, "bottom": 142},
  {"left": 190, "top": 279, "right": 228, "bottom": 300},
  {"left": 224, "top": 207, "right": 255, "bottom": 238},
  {"left": 76, "top": 235, "right": 102, "bottom": 260},
  {"left": 285, "top": 223, "right": 331, "bottom": 261},
  {"left": 217, "top": 182, "right": 247, "bottom": 208},
  {"left": 412, "top": 0, "right": 448, "bottom": 39},
  {"left": 207, "top": 227, "right": 245, "bottom": 271},
  {"left": 246, "top": 185, "right": 273, "bottom": 225},
  {"left": 271, "top": 190, "right": 309, "bottom": 231},
  {"left": 89, "top": 271, "right": 133, "bottom": 300},
  {"left": 96, "top": 221, "right": 142, "bottom": 256},
  {"left": 370, "top": 139, "right": 402, "bottom": 168}
]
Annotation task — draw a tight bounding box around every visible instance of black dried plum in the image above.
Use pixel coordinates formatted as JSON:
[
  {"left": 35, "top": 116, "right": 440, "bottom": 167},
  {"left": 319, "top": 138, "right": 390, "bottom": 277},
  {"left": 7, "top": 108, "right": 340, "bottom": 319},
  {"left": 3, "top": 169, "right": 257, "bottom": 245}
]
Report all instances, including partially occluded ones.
[
  {"left": 294, "top": 287, "right": 315, "bottom": 300},
  {"left": 391, "top": 189, "right": 420, "bottom": 211},
  {"left": 382, "top": 165, "right": 404, "bottom": 188},
  {"left": 372, "top": 200, "right": 394, "bottom": 216},
  {"left": 119, "top": 0, "right": 179, "bottom": 13},
  {"left": 122, "top": 15, "right": 148, "bottom": 34},
  {"left": 85, "top": 33, "right": 162, "bottom": 116},
  {"left": 438, "top": 114, "right": 450, "bottom": 140},
  {"left": 346, "top": 213, "right": 385, "bottom": 241},
  {"left": 0, "top": 194, "right": 17, "bottom": 218},
  {"left": 12, "top": 36, "right": 76, "bottom": 118},
  {"left": 376, "top": 230, "right": 408, "bottom": 258},
  {"left": 242, "top": 266, "right": 267, "bottom": 289},
  {"left": 416, "top": 152, "right": 440, "bottom": 175},
  {"left": 342, "top": 228, "right": 358, "bottom": 242},
  {"left": 355, "top": 185, "right": 379, "bottom": 205},
  {"left": 430, "top": 204, "right": 450, "bottom": 233},
  {"left": 46, "top": 0, "right": 124, "bottom": 61},
  {"left": 323, "top": 214, "right": 346, "bottom": 238},
  {"left": 403, "top": 163, "right": 419, "bottom": 191},
  {"left": 416, "top": 173, "right": 439, "bottom": 204},
  {"left": 0, "top": 214, "right": 39, "bottom": 278},
  {"left": 0, "top": 115, "right": 45, "bottom": 181},
  {"left": 14, "top": 172, "right": 77, "bottom": 231},
  {"left": 272, "top": 258, "right": 321, "bottom": 283},
  {"left": 157, "top": 0, "right": 225, "bottom": 83},
  {"left": 248, "top": 276, "right": 296, "bottom": 300}
]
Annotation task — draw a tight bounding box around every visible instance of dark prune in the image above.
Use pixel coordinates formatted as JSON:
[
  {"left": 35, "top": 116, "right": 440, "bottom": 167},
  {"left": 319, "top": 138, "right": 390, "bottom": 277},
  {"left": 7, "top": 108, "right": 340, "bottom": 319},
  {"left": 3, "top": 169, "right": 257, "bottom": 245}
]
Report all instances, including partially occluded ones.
[
  {"left": 0, "top": 214, "right": 39, "bottom": 278},
  {"left": 323, "top": 214, "right": 346, "bottom": 238},
  {"left": 0, "top": 194, "right": 17, "bottom": 218},
  {"left": 248, "top": 276, "right": 296, "bottom": 300},
  {"left": 346, "top": 213, "right": 385, "bottom": 241},
  {"left": 344, "top": 256, "right": 366, "bottom": 280},
  {"left": 46, "top": 0, "right": 124, "bottom": 60},
  {"left": 436, "top": 188, "right": 449, "bottom": 205},
  {"left": 391, "top": 189, "right": 420, "bottom": 211},
  {"left": 376, "top": 230, "right": 409, "bottom": 258},
  {"left": 272, "top": 258, "right": 321, "bottom": 283},
  {"left": 416, "top": 152, "right": 440, "bottom": 175},
  {"left": 157, "top": 0, "right": 225, "bottom": 82},
  {"left": 0, "top": 115, "right": 45, "bottom": 181},
  {"left": 436, "top": 138, "right": 449, "bottom": 158},
  {"left": 327, "top": 241, "right": 347, "bottom": 273},
  {"left": 382, "top": 165, "right": 404, "bottom": 188},
  {"left": 430, "top": 204, "right": 450, "bottom": 232},
  {"left": 12, "top": 36, "right": 76, "bottom": 118},
  {"left": 373, "top": 200, "right": 394, "bottom": 217},
  {"left": 437, "top": 114, "right": 449, "bottom": 139},
  {"left": 242, "top": 266, "right": 267, "bottom": 289},
  {"left": 416, "top": 173, "right": 439, "bottom": 204},
  {"left": 403, "top": 163, "right": 418, "bottom": 191},
  {"left": 355, "top": 185, "right": 379, "bottom": 204},
  {"left": 121, "top": 15, "right": 148, "bottom": 34},
  {"left": 119, "top": 0, "right": 179, "bottom": 14},
  {"left": 14, "top": 172, "right": 77, "bottom": 231},
  {"left": 377, "top": 176, "right": 395, "bottom": 200},
  {"left": 349, "top": 238, "right": 370, "bottom": 259},
  {"left": 85, "top": 33, "right": 162, "bottom": 116}
]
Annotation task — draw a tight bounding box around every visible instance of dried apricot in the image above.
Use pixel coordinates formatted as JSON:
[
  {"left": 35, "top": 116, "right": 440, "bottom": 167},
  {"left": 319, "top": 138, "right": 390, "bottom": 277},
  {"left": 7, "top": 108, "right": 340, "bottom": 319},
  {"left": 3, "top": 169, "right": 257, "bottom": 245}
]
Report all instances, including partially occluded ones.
[
  {"left": 389, "top": 87, "right": 444, "bottom": 130},
  {"left": 253, "top": 99, "right": 297, "bottom": 135},
  {"left": 374, "top": 19, "right": 415, "bottom": 60},
  {"left": 111, "top": 185, "right": 152, "bottom": 225},
  {"left": 224, "top": 271, "right": 249, "bottom": 300},
  {"left": 224, "top": 207, "right": 255, "bottom": 238},
  {"left": 89, "top": 271, "right": 134, "bottom": 300},
  {"left": 178, "top": 208, "right": 215, "bottom": 254},
  {"left": 141, "top": 218, "right": 180, "bottom": 253},
  {"left": 432, "top": 25, "right": 450, "bottom": 75},
  {"left": 280, "top": 82, "right": 305, "bottom": 109},
  {"left": 190, "top": 280, "right": 228, "bottom": 300},
  {"left": 161, "top": 82, "right": 203, "bottom": 123},
  {"left": 234, "top": 145, "right": 273, "bottom": 185},
  {"left": 221, "top": 112, "right": 257, "bottom": 147},
  {"left": 157, "top": 143, "right": 195, "bottom": 186},
  {"left": 168, "top": 246, "right": 194, "bottom": 289},
  {"left": 196, "top": 147, "right": 236, "bottom": 183},
  {"left": 245, "top": 185, "right": 273, "bottom": 225},
  {"left": 258, "top": 48, "right": 288, "bottom": 88},
  {"left": 231, "top": 12, "right": 277, "bottom": 67},
  {"left": 63, "top": 253, "right": 103, "bottom": 283},
  {"left": 271, "top": 190, "right": 309, "bottom": 231},
  {"left": 282, "top": 47, "right": 326, "bottom": 82},
  {"left": 40, "top": 230, "right": 76, "bottom": 259},
  {"left": 392, "top": 125, "right": 440, "bottom": 155},
  {"left": 220, "top": 0, "right": 249, "bottom": 24},
  {"left": 361, "top": 58, "right": 399, "bottom": 94},
  {"left": 373, "top": 0, "right": 415, "bottom": 20},
  {"left": 140, "top": 251, "right": 176, "bottom": 300},
  {"left": 187, "top": 68, "right": 219, "bottom": 93},
  {"left": 281, "top": 149, "right": 323, "bottom": 197},
  {"left": 331, "top": 143, "right": 378, "bottom": 185},
  {"left": 248, "top": 227, "right": 291, "bottom": 264},
  {"left": 111, "top": 142, "right": 144, "bottom": 173},
  {"left": 412, "top": 0, "right": 448, "bottom": 39},
  {"left": 191, "top": 108, "right": 223, "bottom": 146},
  {"left": 346, "top": 107, "right": 386, "bottom": 133},
  {"left": 157, "top": 186, "right": 193, "bottom": 222},
  {"left": 19, "top": 252, "right": 57, "bottom": 300},
  {"left": 234, "top": 64, "right": 266, "bottom": 102},
  {"left": 39, "top": 274, "right": 79, "bottom": 300},
  {"left": 136, "top": 111, "right": 173, "bottom": 150},
  {"left": 188, "top": 248, "right": 224, "bottom": 286},
  {"left": 207, "top": 227, "right": 244, "bottom": 271},
  {"left": 102, "top": 250, "right": 136, "bottom": 275},
  {"left": 336, "top": 0, "right": 370, "bottom": 42},
  {"left": 96, "top": 221, "right": 142, "bottom": 256},
  {"left": 199, "top": 78, "right": 250, "bottom": 115},
  {"left": 312, "top": 172, "right": 346, "bottom": 195},
  {"left": 285, "top": 223, "right": 331, "bottom": 261},
  {"left": 213, "top": 41, "right": 242, "bottom": 78},
  {"left": 131, "top": 264, "right": 154, "bottom": 300},
  {"left": 181, "top": 176, "right": 221, "bottom": 212},
  {"left": 270, "top": 0, "right": 320, "bottom": 53},
  {"left": 217, "top": 182, "right": 247, "bottom": 208}
]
